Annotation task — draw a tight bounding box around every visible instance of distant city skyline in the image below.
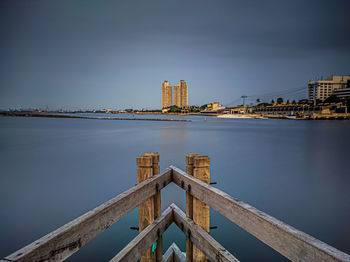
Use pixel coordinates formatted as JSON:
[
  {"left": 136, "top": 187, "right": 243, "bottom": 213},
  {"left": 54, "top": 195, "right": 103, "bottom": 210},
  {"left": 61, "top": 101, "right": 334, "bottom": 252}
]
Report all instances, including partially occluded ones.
[{"left": 1, "top": 0, "right": 350, "bottom": 110}]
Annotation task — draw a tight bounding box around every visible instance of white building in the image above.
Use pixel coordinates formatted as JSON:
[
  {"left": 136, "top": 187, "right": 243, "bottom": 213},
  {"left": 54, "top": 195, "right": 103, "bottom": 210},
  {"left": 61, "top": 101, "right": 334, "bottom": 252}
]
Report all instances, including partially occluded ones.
[{"left": 308, "top": 75, "right": 350, "bottom": 102}]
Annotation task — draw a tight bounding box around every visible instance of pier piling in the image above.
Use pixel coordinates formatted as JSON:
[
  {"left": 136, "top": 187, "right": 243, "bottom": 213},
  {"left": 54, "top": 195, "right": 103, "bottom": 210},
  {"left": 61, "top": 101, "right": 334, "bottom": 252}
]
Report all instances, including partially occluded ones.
[
  {"left": 185, "top": 154, "right": 200, "bottom": 262},
  {"left": 193, "top": 155, "right": 210, "bottom": 262},
  {"left": 137, "top": 155, "right": 156, "bottom": 262},
  {"left": 145, "top": 152, "right": 162, "bottom": 261}
]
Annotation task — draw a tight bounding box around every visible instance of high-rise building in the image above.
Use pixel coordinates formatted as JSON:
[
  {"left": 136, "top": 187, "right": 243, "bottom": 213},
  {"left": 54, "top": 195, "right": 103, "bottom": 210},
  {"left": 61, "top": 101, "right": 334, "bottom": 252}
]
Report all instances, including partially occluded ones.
[
  {"left": 334, "top": 79, "right": 350, "bottom": 99},
  {"left": 173, "top": 84, "right": 181, "bottom": 107},
  {"left": 161, "top": 81, "right": 172, "bottom": 109},
  {"left": 173, "top": 80, "right": 188, "bottom": 108},
  {"left": 308, "top": 75, "right": 350, "bottom": 102},
  {"left": 161, "top": 80, "right": 188, "bottom": 109}
]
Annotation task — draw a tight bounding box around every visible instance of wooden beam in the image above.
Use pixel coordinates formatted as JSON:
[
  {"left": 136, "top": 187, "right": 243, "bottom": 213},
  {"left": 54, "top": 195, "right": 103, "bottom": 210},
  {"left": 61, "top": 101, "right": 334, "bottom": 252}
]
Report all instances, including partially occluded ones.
[
  {"left": 172, "top": 243, "right": 187, "bottom": 262},
  {"left": 110, "top": 206, "right": 173, "bottom": 262},
  {"left": 171, "top": 166, "right": 350, "bottom": 262},
  {"left": 162, "top": 243, "right": 186, "bottom": 262},
  {"left": 3, "top": 168, "right": 172, "bottom": 262},
  {"left": 162, "top": 244, "right": 175, "bottom": 262},
  {"left": 171, "top": 204, "right": 239, "bottom": 262}
]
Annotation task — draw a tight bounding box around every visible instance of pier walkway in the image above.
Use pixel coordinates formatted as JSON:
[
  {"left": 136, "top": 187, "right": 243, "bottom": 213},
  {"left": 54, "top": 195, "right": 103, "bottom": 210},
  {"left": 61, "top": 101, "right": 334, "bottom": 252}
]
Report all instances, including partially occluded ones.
[{"left": 2, "top": 153, "right": 349, "bottom": 262}]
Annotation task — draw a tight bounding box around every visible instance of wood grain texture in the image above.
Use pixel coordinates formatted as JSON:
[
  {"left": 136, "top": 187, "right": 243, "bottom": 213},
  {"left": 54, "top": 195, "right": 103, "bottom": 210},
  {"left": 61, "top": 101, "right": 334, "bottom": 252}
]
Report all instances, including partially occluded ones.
[
  {"left": 3, "top": 168, "right": 171, "bottom": 262},
  {"left": 172, "top": 243, "right": 187, "bottom": 262},
  {"left": 185, "top": 154, "right": 200, "bottom": 262},
  {"left": 172, "top": 204, "right": 239, "bottom": 262},
  {"left": 161, "top": 243, "right": 186, "bottom": 262},
  {"left": 145, "top": 152, "right": 163, "bottom": 261},
  {"left": 171, "top": 166, "right": 350, "bottom": 262},
  {"left": 137, "top": 155, "right": 155, "bottom": 262},
  {"left": 192, "top": 156, "right": 210, "bottom": 262},
  {"left": 161, "top": 244, "right": 174, "bottom": 262},
  {"left": 110, "top": 206, "right": 173, "bottom": 262}
]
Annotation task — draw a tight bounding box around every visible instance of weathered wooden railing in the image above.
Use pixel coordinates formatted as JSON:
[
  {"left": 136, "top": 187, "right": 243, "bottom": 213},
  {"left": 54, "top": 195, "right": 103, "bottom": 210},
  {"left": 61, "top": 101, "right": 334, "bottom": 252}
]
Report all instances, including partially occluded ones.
[{"left": 2, "top": 153, "right": 350, "bottom": 262}]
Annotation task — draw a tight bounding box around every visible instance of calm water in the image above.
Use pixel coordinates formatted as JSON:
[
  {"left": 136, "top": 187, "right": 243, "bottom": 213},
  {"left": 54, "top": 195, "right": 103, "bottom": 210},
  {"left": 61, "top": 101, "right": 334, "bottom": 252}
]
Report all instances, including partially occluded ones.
[{"left": 0, "top": 115, "right": 349, "bottom": 261}]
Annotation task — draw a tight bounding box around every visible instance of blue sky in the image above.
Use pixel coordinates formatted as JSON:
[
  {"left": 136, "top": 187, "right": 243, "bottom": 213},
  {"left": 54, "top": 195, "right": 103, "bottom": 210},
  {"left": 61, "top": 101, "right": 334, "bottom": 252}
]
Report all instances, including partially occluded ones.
[{"left": 1, "top": 0, "right": 350, "bottom": 110}]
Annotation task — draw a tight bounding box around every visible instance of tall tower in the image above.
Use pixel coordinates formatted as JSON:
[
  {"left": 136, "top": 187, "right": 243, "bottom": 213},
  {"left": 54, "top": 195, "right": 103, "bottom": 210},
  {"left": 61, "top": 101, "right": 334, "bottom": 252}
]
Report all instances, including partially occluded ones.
[
  {"left": 173, "top": 84, "right": 181, "bottom": 107},
  {"left": 161, "top": 81, "right": 172, "bottom": 109},
  {"left": 179, "top": 80, "right": 188, "bottom": 107},
  {"left": 173, "top": 80, "right": 188, "bottom": 108}
]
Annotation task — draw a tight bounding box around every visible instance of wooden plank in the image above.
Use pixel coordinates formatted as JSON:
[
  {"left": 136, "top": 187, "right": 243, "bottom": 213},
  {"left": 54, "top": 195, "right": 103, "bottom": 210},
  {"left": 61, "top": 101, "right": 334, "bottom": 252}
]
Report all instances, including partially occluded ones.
[
  {"left": 161, "top": 243, "right": 186, "bottom": 262},
  {"left": 161, "top": 244, "right": 174, "bottom": 262},
  {"left": 171, "top": 243, "right": 187, "bottom": 262},
  {"left": 171, "top": 166, "right": 350, "bottom": 262},
  {"left": 171, "top": 204, "right": 239, "bottom": 262},
  {"left": 3, "top": 168, "right": 172, "bottom": 262},
  {"left": 110, "top": 206, "right": 173, "bottom": 262}
]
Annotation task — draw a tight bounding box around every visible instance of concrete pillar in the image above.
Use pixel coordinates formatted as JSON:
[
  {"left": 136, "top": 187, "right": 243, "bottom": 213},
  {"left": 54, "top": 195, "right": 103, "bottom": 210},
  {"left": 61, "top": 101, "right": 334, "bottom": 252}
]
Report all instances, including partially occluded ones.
[
  {"left": 137, "top": 155, "right": 155, "bottom": 262},
  {"left": 185, "top": 154, "right": 200, "bottom": 262},
  {"left": 145, "top": 152, "right": 162, "bottom": 261},
  {"left": 193, "top": 156, "right": 210, "bottom": 262}
]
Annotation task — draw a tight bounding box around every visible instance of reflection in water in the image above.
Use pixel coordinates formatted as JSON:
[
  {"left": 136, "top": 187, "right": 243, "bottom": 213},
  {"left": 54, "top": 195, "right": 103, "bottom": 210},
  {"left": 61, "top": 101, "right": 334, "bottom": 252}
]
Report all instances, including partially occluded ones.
[
  {"left": 160, "top": 124, "right": 188, "bottom": 168},
  {"left": 0, "top": 116, "right": 349, "bottom": 261}
]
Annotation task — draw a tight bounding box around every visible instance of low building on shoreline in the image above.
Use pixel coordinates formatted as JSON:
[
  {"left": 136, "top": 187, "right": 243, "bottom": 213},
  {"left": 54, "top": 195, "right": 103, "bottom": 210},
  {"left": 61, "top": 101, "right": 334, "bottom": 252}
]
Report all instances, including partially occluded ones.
[{"left": 308, "top": 75, "right": 350, "bottom": 102}]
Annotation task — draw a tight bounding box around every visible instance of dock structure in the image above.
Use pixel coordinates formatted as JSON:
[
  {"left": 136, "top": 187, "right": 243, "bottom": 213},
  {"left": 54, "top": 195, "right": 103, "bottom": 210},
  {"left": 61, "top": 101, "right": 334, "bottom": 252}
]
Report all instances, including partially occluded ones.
[{"left": 2, "top": 153, "right": 350, "bottom": 262}]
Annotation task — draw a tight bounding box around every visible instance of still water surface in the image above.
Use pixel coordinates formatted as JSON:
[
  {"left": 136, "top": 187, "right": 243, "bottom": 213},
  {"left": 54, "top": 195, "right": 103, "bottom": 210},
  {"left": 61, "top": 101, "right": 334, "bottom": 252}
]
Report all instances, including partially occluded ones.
[{"left": 0, "top": 115, "right": 349, "bottom": 261}]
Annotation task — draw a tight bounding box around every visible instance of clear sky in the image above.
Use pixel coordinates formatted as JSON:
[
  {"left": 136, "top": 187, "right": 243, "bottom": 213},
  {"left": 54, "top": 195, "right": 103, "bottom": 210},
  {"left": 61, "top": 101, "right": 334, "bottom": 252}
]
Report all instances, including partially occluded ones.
[{"left": 1, "top": 0, "right": 350, "bottom": 110}]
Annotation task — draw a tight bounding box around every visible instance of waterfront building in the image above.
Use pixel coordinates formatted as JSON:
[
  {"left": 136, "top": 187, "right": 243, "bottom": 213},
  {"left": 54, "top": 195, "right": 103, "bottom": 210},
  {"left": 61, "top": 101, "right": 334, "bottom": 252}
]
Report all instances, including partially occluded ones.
[
  {"left": 207, "top": 102, "right": 220, "bottom": 110},
  {"left": 334, "top": 80, "right": 350, "bottom": 99},
  {"left": 162, "top": 80, "right": 188, "bottom": 109},
  {"left": 173, "top": 80, "right": 188, "bottom": 108},
  {"left": 161, "top": 81, "right": 172, "bottom": 109},
  {"left": 308, "top": 75, "right": 350, "bottom": 102}
]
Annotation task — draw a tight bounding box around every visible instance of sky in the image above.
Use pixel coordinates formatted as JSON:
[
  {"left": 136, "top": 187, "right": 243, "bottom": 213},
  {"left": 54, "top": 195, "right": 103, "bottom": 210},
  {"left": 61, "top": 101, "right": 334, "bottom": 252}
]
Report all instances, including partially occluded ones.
[{"left": 1, "top": 0, "right": 350, "bottom": 110}]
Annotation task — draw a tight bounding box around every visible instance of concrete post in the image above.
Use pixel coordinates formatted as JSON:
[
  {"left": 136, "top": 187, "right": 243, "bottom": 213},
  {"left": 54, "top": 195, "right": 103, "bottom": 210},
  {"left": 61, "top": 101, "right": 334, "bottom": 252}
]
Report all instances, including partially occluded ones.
[
  {"left": 137, "top": 155, "right": 155, "bottom": 262},
  {"left": 193, "top": 156, "right": 210, "bottom": 262},
  {"left": 145, "top": 152, "right": 162, "bottom": 261},
  {"left": 185, "top": 154, "right": 200, "bottom": 262}
]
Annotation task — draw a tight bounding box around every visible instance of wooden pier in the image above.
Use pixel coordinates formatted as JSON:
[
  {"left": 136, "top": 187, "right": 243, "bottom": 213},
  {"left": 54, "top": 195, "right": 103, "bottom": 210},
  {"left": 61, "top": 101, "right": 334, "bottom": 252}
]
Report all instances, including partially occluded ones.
[{"left": 2, "top": 153, "right": 350, "bottom": 262}]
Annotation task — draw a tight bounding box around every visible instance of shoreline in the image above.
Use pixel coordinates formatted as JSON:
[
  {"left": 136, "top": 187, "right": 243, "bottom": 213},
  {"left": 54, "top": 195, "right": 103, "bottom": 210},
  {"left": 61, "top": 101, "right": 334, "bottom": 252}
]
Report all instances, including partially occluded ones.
[{"left": 0, "top": 112, "right": 191, "bottom": 122}]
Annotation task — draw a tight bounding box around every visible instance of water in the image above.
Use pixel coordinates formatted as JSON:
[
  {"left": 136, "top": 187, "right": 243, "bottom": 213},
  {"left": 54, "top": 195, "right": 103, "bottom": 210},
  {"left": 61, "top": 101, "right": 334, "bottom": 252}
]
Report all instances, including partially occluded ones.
[{"left": 0, "top": 115, "right": 349, "bottom": 261}]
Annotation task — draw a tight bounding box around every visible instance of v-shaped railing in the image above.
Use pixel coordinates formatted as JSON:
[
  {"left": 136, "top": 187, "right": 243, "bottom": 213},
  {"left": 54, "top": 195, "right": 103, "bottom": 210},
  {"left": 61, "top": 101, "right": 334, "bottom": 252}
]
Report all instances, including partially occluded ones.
[{"left": 2, "top": 153, "right": 350, "bottom": 262}]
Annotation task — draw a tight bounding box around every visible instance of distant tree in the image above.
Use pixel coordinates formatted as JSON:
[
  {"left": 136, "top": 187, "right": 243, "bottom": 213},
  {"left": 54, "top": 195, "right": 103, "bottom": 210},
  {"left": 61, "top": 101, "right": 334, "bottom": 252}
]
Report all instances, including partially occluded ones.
[
  {"left": 169, "top": 105, "right": 182, "bottom": 113},
  {"left": 286, "top": 100, "right": 290, "bottom": 104},
  {"left": 324, "top": 95, "right": 340, "bottom": 104},
  {"left": 189, "top": 106, "right": 200, "bottom": 113},
  {"left": 277, "top": 97, "right": 283, "bottom": 104},
  {"left": 298, "top": 99, "right": 309, "bottom": 104},
  {"left": 257, "top": 102, "right": 270, "bottom": 107},
  {"left": 200, "top": 104, "right": 207, "bottom": 110},
  {"left": 271, "top": 99, "right": 275, "bottom": 104},
  {"left": 256, "top": 98, "right": 260, "bottom": 103},
  {"left": 292, "top": 100, "right": 296, "bottom": 104}
]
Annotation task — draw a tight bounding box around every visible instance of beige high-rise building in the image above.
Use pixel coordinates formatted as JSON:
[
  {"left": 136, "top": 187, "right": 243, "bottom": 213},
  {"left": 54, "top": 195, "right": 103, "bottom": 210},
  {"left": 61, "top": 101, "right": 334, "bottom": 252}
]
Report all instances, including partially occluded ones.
[
  {"left": 308, "top": 75, "right": 350, "bottom": 102},
  {"left": 161, "top": 80, "right": 188, "bottom": 109},
  {"left": 161, "top": 81, "right": 172, "bottom": 109},
  {"left": 173, "top": 84, "right": 181, "bottom": 107},
  {"left": 173, "top": 80, "right": 188, "bottom": 108}
]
